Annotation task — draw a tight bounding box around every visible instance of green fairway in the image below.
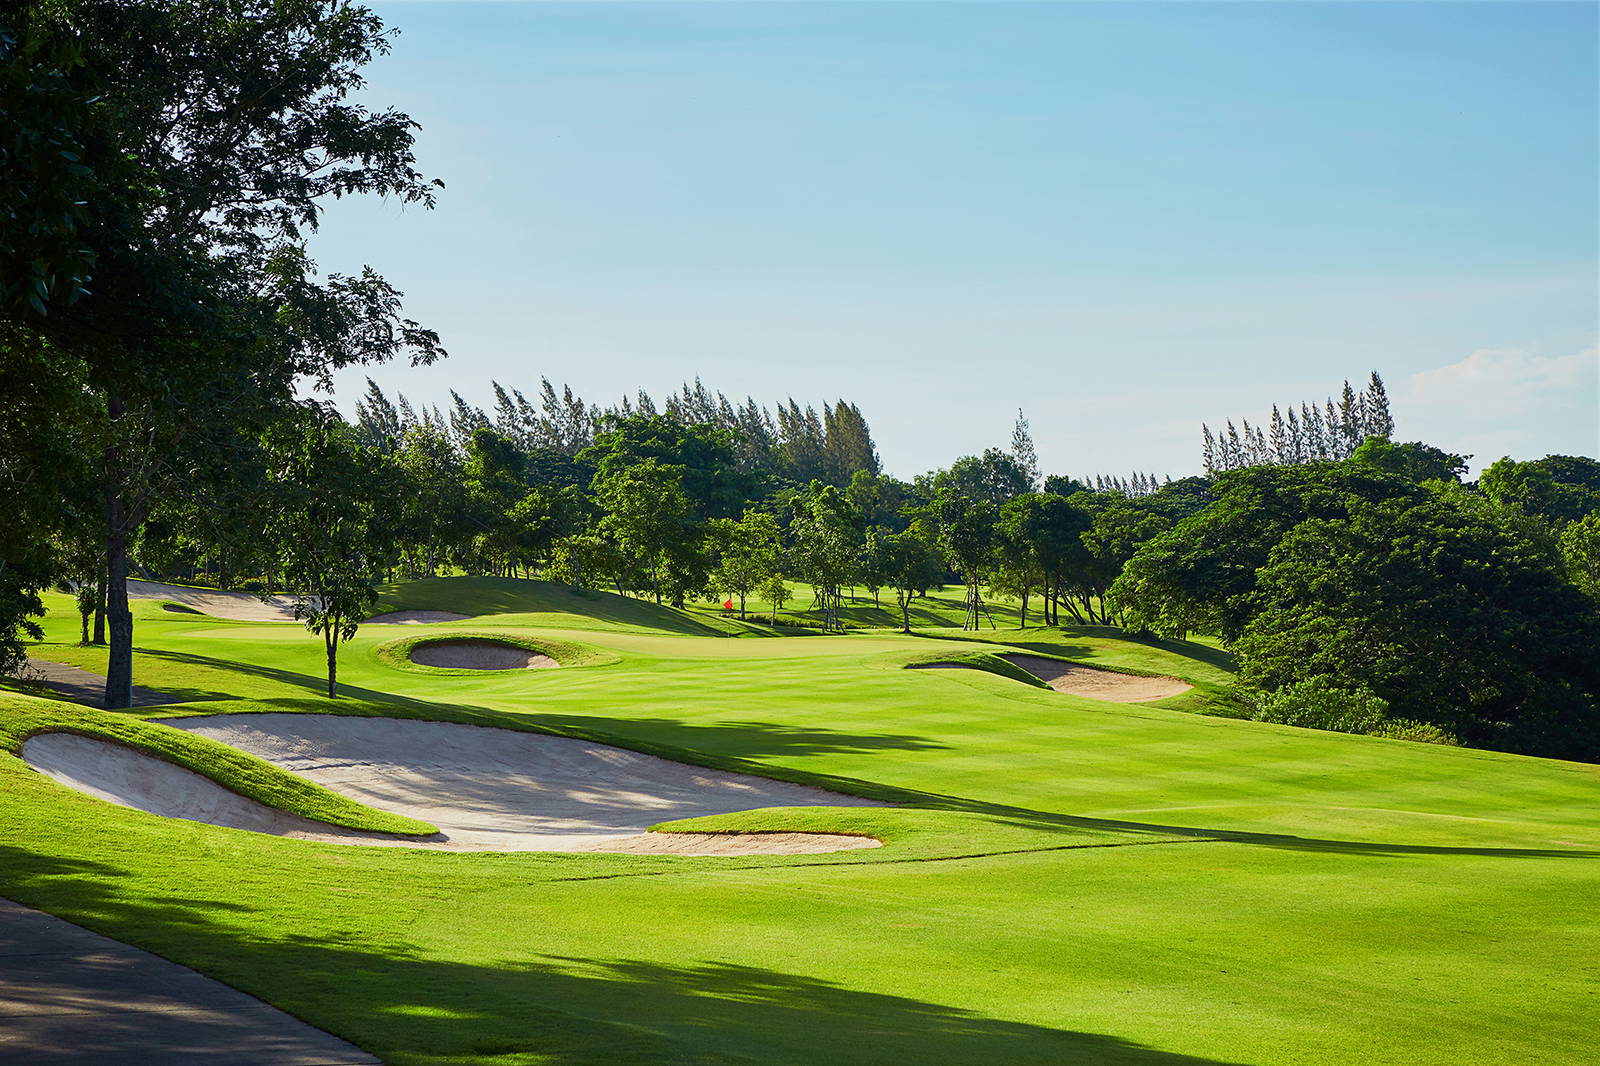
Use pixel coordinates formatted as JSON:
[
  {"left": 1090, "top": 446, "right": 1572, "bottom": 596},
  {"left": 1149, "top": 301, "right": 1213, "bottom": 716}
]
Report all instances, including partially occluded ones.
[{"left": 3, "top": 580, "right": 1597, "bottom": 1065}]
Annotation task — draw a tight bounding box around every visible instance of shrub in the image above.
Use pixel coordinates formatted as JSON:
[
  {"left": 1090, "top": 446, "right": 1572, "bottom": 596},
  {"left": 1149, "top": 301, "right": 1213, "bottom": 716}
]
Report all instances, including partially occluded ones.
[
  {"left": 1246, "top": 678, "right": 1390, "bottom": 735},
  {"left": 1369, "top": 718, "right": 1460, "bottom": 746}
]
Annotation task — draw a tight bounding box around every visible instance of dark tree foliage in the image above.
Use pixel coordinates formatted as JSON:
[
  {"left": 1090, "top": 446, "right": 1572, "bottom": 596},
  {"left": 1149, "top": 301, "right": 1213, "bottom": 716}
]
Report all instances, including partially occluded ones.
[
  {"left": 1108, "top": 464, "right": 1429, "bottom": 642},
  {"left": 1235, "top": 495, "right": 1600, "bottom": 759},
  {"left": 581, "top": 415, "right": 751, "bottom": 524}
]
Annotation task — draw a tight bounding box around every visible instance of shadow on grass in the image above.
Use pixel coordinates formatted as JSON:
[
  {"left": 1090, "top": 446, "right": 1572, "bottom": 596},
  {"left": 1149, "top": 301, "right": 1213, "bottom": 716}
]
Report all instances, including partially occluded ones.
[
  {"left": 384, "top": 577, "right": 744, "bottom": 638},
  {"left": 0, "top": 846, "right": 1252, "bottom": 1066},
  {"left": 529, "top": 712, "right": 950, "bottom": 760},
  {"left": 135, "top": 648, "right": 440, "bottom": 710}
]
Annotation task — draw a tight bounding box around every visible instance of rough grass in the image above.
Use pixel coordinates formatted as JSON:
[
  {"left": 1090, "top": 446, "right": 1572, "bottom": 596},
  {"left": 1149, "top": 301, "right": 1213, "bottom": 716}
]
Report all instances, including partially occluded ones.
[{"left": 3, "top": 582, "right": 1598, "bottom": 1066}]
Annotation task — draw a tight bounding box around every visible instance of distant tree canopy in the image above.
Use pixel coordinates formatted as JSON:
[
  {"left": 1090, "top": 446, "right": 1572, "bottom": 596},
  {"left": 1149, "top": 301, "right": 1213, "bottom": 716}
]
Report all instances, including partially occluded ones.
[
  {"left": 1109, "top": 462, "right": 1600, "bottom": 759},
  {"left": 358, "top": 377, "right": 881, "bottom": 490}
]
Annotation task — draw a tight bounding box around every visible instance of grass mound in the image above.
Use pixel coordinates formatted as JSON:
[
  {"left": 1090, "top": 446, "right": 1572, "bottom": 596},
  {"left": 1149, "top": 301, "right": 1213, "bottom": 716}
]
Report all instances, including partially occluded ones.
[{"left": 372, "top": 576, "right": 765, "bottom": 636}]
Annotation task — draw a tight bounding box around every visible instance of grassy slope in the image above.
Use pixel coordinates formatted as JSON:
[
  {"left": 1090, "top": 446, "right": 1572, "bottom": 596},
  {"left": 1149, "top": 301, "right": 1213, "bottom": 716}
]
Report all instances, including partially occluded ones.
[{"left": 1, "top": 582, "right": 1596, "bottom": 1065}]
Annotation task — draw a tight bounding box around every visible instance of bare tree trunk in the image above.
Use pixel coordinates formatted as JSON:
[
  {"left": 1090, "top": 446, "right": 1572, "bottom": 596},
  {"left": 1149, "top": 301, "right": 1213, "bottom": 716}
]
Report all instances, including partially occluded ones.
[
  {"left": 92, "top": 565, "right": 106, "bottom": 645},
  {"left": 325, "top": 622, "right": 338, "bottom": 698},
  {"left": 103, "top": 392, "right": 134, "bottom": 710}
]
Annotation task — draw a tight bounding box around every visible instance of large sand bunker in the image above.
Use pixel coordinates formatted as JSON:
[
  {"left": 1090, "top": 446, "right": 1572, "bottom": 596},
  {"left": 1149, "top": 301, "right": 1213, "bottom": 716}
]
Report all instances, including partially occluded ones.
[
  {"left": 127, "top": 579, "right": 302, "bottom": 622},
  {"left": 914, "top": 654, "right": 1191, "bottom": 702},
  {"left": 24, "top": 715, "right": 884, "bottom": 855},
  {"left": 408, "top": 639, "right": 558, "bottom": 670}
]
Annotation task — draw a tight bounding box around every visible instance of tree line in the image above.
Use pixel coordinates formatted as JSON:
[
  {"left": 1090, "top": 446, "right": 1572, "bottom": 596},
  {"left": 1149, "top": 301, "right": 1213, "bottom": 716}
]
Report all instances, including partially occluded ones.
[{"left": 1202, "top": 372, "right": 1400, "bottom": 472}]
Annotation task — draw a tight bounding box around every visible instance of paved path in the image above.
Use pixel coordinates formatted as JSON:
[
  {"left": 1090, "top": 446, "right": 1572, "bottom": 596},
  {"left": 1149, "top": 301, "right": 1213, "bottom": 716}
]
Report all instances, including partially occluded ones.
[
  {"left": 23, "top": 659, "right": 182, "bottom": 709},
  {"left": 0, "top": 898, "right": 379, "bottom": 1064}
]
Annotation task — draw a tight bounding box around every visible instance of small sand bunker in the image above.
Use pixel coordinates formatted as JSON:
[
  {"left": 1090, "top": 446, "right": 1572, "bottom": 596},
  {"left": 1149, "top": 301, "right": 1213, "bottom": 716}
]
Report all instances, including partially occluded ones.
[
  {"left": 913, "top": 654, "right": 1191, "bottom": 702},
  {"left": 24, "top": 715, "right": 885, "bottom": 855},
  {"left": 367, "top": 610, "right": 471, "bottom": 625},
  {"left": 999, "top": 654, "right": 1191, "bottom": 702},
  {"left": 408, "top": 639, "right": 557, "bottom": 670}
]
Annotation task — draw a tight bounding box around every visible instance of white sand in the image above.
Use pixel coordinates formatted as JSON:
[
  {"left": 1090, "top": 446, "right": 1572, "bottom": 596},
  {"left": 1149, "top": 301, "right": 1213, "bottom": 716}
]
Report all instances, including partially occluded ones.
[
  {"left": 24, "top": 714, "right": 885, "bottom": 855},
  {"left": 366, "top": 610, "right": 471, "bottom": 625},
  {"left": 999, "top": 654, "right": 1192, "bottom": 701},
  {"left": 409, "top": 640, "right": 558, "bottom": 670},
  {"left": 913, "top": 654, "right": 1192, "bottom": 702},
  {"left": 126, "top": 580, "right": 303, "bottom": 622}
]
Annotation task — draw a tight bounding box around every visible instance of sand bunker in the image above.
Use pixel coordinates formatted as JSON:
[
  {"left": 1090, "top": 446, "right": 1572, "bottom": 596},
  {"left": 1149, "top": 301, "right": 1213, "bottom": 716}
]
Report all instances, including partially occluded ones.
[
  {"left": 999, "top": 654, "right": 1191, "bottom": 701},
  {"left": 24, "top": 714, "right": 885, "bottom": 855},
  {"left": 408, "top": 639, "right": 558, "bottom": 670},
  {"left": 127, "top": 579, "right": 302, "bottom": 622},
  {"left": 367, "top": 610, "right": 471, "bottom": 625},
  {"left": 914, "top": 654, "right": 1191, "bottom": 702}
]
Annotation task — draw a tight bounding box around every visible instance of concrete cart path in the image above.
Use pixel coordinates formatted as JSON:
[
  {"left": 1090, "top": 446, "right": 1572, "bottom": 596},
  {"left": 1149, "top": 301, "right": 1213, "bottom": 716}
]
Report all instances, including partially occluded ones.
[
  {"left": 0, "top": 897, "right": 379, "bottom": 1065},
  {"left": 23, "top": 659, "right": 184, "bottom": 710}
]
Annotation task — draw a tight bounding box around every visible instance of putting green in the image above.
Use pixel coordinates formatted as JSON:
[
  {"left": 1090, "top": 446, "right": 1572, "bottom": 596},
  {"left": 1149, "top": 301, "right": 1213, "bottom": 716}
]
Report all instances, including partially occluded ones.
[{"left": 2, "top": 579, "right": 1596, "bottom": 1065}]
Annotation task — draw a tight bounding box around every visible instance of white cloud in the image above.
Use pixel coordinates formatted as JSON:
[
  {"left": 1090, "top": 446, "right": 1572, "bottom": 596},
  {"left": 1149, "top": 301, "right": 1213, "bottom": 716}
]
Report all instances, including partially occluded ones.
[{"left": 1401, "top": 346, "right": 1598, "bottom": 469}]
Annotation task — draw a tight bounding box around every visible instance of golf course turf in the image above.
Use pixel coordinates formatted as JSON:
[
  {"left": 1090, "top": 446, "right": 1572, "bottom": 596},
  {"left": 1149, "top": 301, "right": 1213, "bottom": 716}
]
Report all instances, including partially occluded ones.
[{"left": 2, "top": 578, "right": 1596, "bottom": 1065}]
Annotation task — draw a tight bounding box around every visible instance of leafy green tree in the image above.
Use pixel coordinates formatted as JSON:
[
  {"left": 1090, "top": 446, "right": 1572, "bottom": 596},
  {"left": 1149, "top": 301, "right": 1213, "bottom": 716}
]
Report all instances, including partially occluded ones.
[
  {"left": 0, "top": 20, "right": 99, "bottom": 316},
  {"left": 759, "top": 573, "right": 793, "bottom": 626},
  {"left": 928, "top": 450, "right": 1032, "bottom": 506},
  {"left": 856, "top": 526, "right": 892, "bottom": 607},
  {"left": 0, "top": 328, "right": 97, "bottom": 673},
  {"left": 595, "top": 459, "right": 693, "bottom": 605},
  {"left": 11, "top": 0, "right": 444, "bottom": 707},
  {"left": 1481, "top": 456, "right": 1600, "bottom": 524},
  {"left": 789, "top": 482, "right": 862, "bottom": 632},
  {"left": 711, "top": 509, "right": 781, "bottom": 618},
  {"left": 933, "top": 490, "right": 999, "bottom": 630},
  {"left": 1350, "top": 437, "right": 1468, "bottom": 483},
  {"left": 582, "top": 415, "right": 749, "bottom": 523},
  {"left": 845, "top": 470, "right": 914, "bottom": 531},
  {"left": 1561, "top": 513, "right": 1600, "bottom": 601},
  {"left": 263, "top": 410, "right": 394, "bottom": 698},
  {"left": 394, "top": 423, "right": 463, "bottom": 577},
  {"left": 1234, "top": 493, "right": 1600, "bottom": 759},
  {"left": 1108, "top": 464, "right": 1427, "bottom": 641},
  {"left": 1081, "top": 500, "right": 1171, "bottom": 626},
  {"left": 882, "top": 529, "right": 946, "bottom": 633},
  {"left": 995, "top": 493, "right": 1093, "bottom": 627}
]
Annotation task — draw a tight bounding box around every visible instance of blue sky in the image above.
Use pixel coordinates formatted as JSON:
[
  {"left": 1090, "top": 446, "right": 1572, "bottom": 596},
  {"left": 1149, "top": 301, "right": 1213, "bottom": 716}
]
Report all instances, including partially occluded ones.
[{"left": 315, "top": 1, "right": 1599, "bottom": 478}]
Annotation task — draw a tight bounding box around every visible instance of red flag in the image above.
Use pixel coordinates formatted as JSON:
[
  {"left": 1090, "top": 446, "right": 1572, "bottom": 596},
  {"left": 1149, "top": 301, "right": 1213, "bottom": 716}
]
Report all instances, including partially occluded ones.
[{"left": 723, "top": 599, "right": 733, "bottom": 611}]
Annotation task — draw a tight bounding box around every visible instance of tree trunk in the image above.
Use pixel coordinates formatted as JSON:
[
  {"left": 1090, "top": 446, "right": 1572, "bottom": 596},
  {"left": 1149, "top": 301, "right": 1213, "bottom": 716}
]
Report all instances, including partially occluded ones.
[
  {"left": 1019, "top": 587, "right": 1029, "bottom": 628},
  {"left": 92, "top": 565, "right": 106, "bottom": 644},
  {"left": 103, "top": 392, "right": 134, "bottom": 710},
  {"left": 325, "top": 627, "right": 338, "bottom": 698}
]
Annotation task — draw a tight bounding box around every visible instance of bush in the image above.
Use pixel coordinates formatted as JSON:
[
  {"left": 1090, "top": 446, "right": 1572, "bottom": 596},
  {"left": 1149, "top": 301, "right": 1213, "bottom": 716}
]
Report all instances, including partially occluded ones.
[
  {"left": 1246, "top": 678, "right": 1390, "bottom": 735},
  {"left": 1369, "top": 718, "right": 1460, "bottom": 746}
]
